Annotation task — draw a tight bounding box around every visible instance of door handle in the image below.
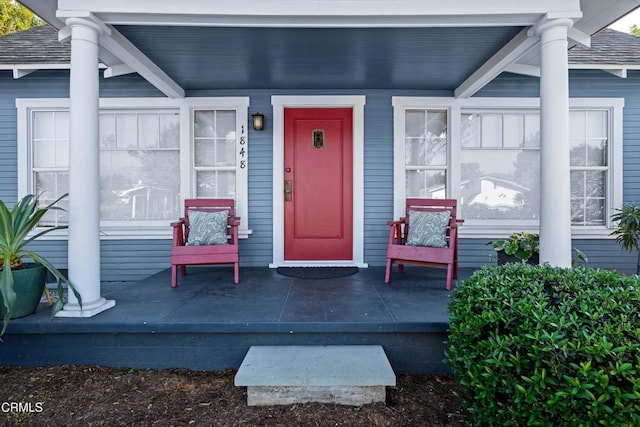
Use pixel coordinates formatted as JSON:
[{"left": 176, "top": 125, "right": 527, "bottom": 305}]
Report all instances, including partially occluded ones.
[{"left": 284, "top": 180, "right": 293, "bottom": 201}]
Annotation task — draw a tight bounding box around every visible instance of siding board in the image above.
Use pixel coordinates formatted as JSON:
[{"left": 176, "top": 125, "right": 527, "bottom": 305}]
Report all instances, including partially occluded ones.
[{"left": 2, "top": 71, "right": 640, "bottom": 279}]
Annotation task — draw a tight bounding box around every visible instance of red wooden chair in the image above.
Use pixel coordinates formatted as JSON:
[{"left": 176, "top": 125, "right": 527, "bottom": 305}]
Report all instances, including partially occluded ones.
[
  {"left": 170, "top": 199, "right": 240, "bottom": 287},
  {"left": 385, "top": 198, "right": 463, "bottom": 290}
]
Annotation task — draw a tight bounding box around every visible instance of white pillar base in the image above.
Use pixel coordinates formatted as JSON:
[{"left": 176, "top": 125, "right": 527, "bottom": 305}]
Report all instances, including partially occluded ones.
[{"left": 55, "top": 298, "right": 115, "bottom": 318}]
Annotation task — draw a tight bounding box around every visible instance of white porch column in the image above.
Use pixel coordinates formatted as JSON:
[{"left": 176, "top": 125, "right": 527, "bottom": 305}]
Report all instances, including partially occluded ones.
[
  {"left": 535, "top": 18, "right": 574, "bottom": 268},
  {"left": 57, "top": 18, "right": 115, "bottom": 317}
]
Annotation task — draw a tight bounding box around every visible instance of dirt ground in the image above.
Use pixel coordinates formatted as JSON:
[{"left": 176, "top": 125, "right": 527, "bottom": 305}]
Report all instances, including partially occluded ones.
[{"left": 0, "top": 366, "right": 466, "bottom": 426}]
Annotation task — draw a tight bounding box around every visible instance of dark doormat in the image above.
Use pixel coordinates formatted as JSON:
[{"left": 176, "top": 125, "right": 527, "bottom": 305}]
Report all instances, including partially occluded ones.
[{"left": 276, "top": 267, "right": 359, "bottom": 279}]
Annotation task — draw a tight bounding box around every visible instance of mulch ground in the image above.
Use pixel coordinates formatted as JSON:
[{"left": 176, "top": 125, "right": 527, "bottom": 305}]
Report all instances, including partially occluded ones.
[{"left": 0, "top": 366, "right": 466, "bottom": 426}]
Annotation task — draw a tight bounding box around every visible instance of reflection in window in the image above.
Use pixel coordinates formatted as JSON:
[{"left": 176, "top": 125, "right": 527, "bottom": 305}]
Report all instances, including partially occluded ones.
[
  {"left": 570, "top": 110, "right": 608, "bottom": 226},
  {"left": 194, "top": 110, "right": 237, "bottom": 198},
  {"left": 99, "top": 111, "right": 180, "bottom": 221},
  {"left": 32, "top": 111, "right": 69, "bottom": 226},
  {"left": 460, "top": 112, "right": 540, "bottom": 222},
  {"left": 404, "top": 109, "right": 447, "bottom": 198},
  {"left": 32, "top": 109, "right": 181, "bottom": 224}
]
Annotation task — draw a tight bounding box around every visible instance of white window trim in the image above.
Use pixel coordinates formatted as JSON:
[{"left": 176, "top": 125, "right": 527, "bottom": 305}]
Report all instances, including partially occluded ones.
[
  {"left": 180, "top": 97, "right": 251, "bottom": 238},
  {"left": 16, "top": 97, "right": 251, "bottom": 240},
  {"left": 392, "top": 96, "right": 624, "bottom": 239}
]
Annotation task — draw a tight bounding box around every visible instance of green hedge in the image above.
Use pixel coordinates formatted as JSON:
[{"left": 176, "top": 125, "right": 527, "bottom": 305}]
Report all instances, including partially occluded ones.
[{"left": 446, "top": 264, "right": 640, "bottom": 426}]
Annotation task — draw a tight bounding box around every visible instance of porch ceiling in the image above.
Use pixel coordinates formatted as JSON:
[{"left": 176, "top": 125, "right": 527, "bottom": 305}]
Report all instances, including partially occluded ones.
[
  {"left": 114, "top": 25, "right": 523, "bottom": 91},
  {"left": 16, "top": 0, "right": 640, "bottom": 96}
]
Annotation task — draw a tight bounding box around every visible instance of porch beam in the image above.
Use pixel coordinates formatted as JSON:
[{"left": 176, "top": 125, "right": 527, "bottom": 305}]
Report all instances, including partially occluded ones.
[
  {"left": 57, "top": 17, "right": 115, "bottom": 318},
  {"left": 56, "top": 11, "right": 185, "bottom": 99},
  {"left": 455, "top": 10, "right": 582, "bottom": 99},
  {"left": 56, "top": 0, "right": 581, "bottom": 27},
  {"left": 454, "top": 28, "right": 540, "bottom": 98}
]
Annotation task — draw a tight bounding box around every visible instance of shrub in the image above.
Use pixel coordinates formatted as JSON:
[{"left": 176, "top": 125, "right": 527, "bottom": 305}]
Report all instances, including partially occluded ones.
[{"left": 446, "top": 263, "right": 640, "bottom": 426}]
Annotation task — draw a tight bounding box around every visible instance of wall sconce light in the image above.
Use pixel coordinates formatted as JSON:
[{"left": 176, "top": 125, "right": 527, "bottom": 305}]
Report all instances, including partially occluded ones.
[{"left": 252, "top": 112, "right": 265, "bottom": 131}]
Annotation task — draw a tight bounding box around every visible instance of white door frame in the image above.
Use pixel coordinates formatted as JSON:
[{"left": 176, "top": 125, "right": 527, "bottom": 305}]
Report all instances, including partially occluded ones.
[{"left": 270, "top": 95, "right": 367, "bottom": 268}]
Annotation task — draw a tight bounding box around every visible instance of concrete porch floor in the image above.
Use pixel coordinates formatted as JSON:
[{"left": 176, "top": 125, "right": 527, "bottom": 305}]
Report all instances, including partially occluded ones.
[{"left": 1, "top": 266, "right": 476, "bottom": 374}]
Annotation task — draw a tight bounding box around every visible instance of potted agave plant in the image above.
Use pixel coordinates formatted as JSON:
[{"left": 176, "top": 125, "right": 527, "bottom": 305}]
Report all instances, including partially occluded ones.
[{"left": 0, "top": 194, "right": 81, "bottom": 336}]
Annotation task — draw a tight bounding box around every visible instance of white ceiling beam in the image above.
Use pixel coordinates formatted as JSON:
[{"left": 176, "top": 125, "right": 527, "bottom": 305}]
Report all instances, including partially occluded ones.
[
  {"left": 455, "top": 28, "right": 540, "bottom": 98},
  {"left": 56, "top": 12, "right": 185, "bottom": 98},
  {"left": 98, "top": 26, "right": 184, "bottom": 98},
  {"left": 504, "top": 63, "right": 541, "bottom": 77},
  {"left": 12, "top": 68, "right": 36, "bottom": 79},
  {"left": 104, "top": 63, "right": 136, "bottom": 78},
  {"left": 568, "top": 27, "right": 591, "bottom": 48},
  {"left": 604, "top": 68, "right": 628, "bottom": 78}
]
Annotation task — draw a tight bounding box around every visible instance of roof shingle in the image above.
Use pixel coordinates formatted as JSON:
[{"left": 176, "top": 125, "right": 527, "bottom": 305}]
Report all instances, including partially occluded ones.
[
  {"left": 0, "top": 25, "right": 69, "bottom": 64},
  {"left": 569, "top": 28, "right": 640, "bottom": 65}
]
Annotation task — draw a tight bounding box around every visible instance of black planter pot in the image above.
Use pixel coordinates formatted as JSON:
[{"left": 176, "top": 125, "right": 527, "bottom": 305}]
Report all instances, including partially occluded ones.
[
  {"left": 0, "top": 263, "right": 47, "bottom": 319},
  {"left": 497, "top": 251, "right": 539, "bottom": 266}
]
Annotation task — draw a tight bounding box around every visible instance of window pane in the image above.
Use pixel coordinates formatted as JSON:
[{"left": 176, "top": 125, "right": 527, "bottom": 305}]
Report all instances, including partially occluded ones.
[
  {"left": 159, "top": 113, "right": 180, "bottom": 148},
  {"left": 586, "top": 139, "right": 607, "bottom": 167},
  {"left": 195, "top": 111, "right": 214, "bottom": 137},
  {"left": 33, "top": 111, "right": 53, "bottom": 140},
  {"left": 35, "top": 172, "right": 68, "bottom": 226},
  {"left": 587, "top": 111, "right": 607, "bottom": 139},
  {"left": 406, "top": 110, "right": 447, "bottom": 166},
  {"left": 571, "top": 199, "right": 585, "bottom": 225},
  {"left": 427, "top": 111, "right": 447, "bottom": 138},
  {"left": 216, "top": 138, "right": 236, "bottom": 166},
  {"left": 55, "top": 112, "right": 69, "bottom": 139},
  {"left": 570, "top": 111, "right": 586, "bottom": 139},
  {"left": 586, "top": 170, "right": 605, "bottom": 198},
  {"left": 570, "top": 170, "right": 585, "bottom": 197},
  {"left": 460, "top": 149, "right": 539, "bottom": 220},
  {"left": 34, "top": 140, "right": 56, "bottom": 168},
  {"left": 116, "top": 114, "right": 137, "bottom": 148},
  {"left": 215, "top": 111, "right": 236, "bottom": 138},
  {"left": 585, "top": 199, "right": 605, "bottom": 225},
  {"left": 405, "top": 110, "right": 425, "bottom": 138},
  {"left": 461, "top": 114, "right": 481, "bottom": 148},
  {"left": 481, "top": 114, "right": 502, "bottom": 147},
  {"left": 570, "top": 138, "right": 586, "bottom": 167},
  {"left": 196, "top": 170, "right": 236, "bottom": 198},
  {"left": 138, "top": 114, "right": 159, "bottom": 149},
  {"left": 503, "top": 114, "right": 524, "bottom": 148},
  {"left": 55, "top": 138, "right": 69, "bottom": 167},
  {"left": 570, "top": 171, "right": 606, "bottom": 226},
  {"left": 195, "top": 138, "right": 215, "bottom": 167},
  {"left": 100, "top": 114, "right": 116, "bottom": 149},
  {"left": 405, "top": 170, "right": 446, "bottom": 199},
  {"left": 100, "top": 150, "right": 180, "bottom": 220},
  {"left": 524, "top": 114, "right": 540, "bottom": 148}
]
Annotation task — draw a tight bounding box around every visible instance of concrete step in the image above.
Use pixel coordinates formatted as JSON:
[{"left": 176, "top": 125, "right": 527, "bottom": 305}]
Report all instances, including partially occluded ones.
[{"left": 234, "top": 345, "right": 396, "bottom": 406}]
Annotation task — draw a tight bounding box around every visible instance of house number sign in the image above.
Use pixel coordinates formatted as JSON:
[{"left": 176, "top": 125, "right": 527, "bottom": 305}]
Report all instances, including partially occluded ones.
[{"left": 239, "top": 125, "right": 246, "bottom": 169}]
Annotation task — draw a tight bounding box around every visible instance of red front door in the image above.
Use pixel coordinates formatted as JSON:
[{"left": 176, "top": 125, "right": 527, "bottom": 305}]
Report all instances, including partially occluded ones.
[{"left": 284, "top": 108, "right": 353, "bottom": 261}]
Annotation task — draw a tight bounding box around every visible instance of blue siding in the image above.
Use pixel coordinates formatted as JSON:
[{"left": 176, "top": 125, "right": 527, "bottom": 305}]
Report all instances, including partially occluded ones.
[{"left": 2, "top": 69, "right": 640, "bottom": 280}]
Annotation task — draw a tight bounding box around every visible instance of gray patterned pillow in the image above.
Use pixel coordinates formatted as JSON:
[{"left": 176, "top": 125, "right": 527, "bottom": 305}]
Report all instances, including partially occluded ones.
[
  {"left": 406, "top": 210, "right": 450, "bottom": 248},
  {"left": 186, "top": 210, "right": 229, "bottom": 246}
]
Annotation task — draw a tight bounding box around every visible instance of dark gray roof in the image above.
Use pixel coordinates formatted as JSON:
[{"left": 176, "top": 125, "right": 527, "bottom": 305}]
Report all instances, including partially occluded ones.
[
  {"left": 1, "top": 24, "right": 639, "bottom": 67},
  {"left": 0, "top": 25, "right": 69, "bottom": 64},
  {"left": 569, "top": 28, "right": 640, "bottom": 65}
]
